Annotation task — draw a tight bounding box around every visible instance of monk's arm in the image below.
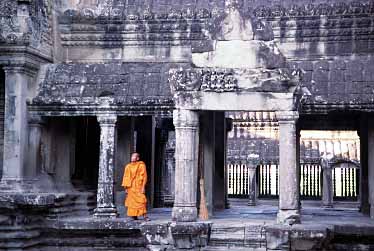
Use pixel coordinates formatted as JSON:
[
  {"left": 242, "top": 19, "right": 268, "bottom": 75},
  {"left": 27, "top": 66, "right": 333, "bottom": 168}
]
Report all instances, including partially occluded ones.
[
  {"left": 140, "top": 164, "right": 147, "bottom": 193},
  {"left": 121, "top": 165, "right": 130, "bottom": 189}
]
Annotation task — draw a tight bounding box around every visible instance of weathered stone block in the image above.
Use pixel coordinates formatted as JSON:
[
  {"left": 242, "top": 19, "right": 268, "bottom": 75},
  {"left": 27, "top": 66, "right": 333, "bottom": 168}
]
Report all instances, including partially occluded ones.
[
  {"left": 363, "top": 61, "right": 374, "bottom": 82},
  {"left": 314, "top": 61, "right": 330, "bottom": 71},
  {"left": 329, "top": 69, "right": 345, "bottom": 83},
  {"left": 266, "top": 226, "right": 290, "bottom": 250},
  {"left": 298, "top": 61, "right": 313, "bottom": 71},
  {"left": 301, "top": 71, "right": 312, "bottom": 84},
  {"left": 312, "top": 82, "right": 328, "bottom": 95},
  {"left": 330, "top": 59, "right": 346, "bottom": 70},
  {"left": 345, "top": 60, "right": 364, "bottom": 82},
  {"left": 346, "top": 82, "right": 362, "bottom": 94},
  {"left": 141, "top": 222, "right": 172, "bottom": 246},
  {"left": 312, "top": 69, "right": 329, "bottom": 83},
  {"left": 170, "top": 222, "right": 211, "bottom": 249},
  {"left": 266, "top": 225, "right": 330, "bottom": 251},
  {"left": 329, "top": 82, "right": 346, "bottom": 94}
]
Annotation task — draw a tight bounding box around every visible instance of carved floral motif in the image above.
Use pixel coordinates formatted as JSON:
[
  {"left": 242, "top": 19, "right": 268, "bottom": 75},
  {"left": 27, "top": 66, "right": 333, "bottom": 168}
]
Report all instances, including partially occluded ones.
[
  {"left": 169, "top": 68, "right": 238, "bottom": 92},
  {"left": 0, "top": 0, "right": 52, "bottom": 46}
]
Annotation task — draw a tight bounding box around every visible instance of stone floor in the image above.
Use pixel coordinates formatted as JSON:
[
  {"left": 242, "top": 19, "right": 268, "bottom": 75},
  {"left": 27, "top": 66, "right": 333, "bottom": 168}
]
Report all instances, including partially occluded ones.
[
  {"left": 54, "top": 198, "right": 373, "bottom": 227},
  {"left": 144, "top": 199, "right": 372, "bottom": 225},
  {"left": 40, "top": 199, "right": 374, "bottom": 250}
]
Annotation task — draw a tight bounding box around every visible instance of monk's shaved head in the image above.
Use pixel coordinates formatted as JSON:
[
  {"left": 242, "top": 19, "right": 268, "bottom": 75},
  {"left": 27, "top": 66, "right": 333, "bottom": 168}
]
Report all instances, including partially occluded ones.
[{"left": 131, "top": 152, "right": 140, "bottom": 162}]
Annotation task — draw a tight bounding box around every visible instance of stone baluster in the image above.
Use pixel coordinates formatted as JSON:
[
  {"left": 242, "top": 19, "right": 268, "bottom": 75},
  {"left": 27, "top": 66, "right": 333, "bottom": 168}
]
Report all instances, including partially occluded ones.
[
  {"left": 247, "top": 161, "right": 258, "bottom": 206},
  {"left": 172, "top": 109, "right": 199, "bottom": 222},
  {"left": 321, "top": 157, "right": 333, "bottom": 208},
  {"left": 276, "top": 111, "right": 301, "bottom": 225},
  {"left": 94, "top": 115, "right": 118, "bottom": 218}
]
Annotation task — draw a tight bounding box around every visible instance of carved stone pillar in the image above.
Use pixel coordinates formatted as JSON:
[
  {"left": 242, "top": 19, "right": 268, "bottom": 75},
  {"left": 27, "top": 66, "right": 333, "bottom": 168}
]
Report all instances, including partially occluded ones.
[
  {"left": 321, "top": 157, "right": 333, "bottom": 208},
  {"left": 368, "top": 117, "right": 374, "bottom": 218},
  {"left": 247, "top": 162, "right": 258, "bottom": 206},
  {"left": 172, "top": 109, "right": 199, "bottom": 222},
  {"left": 94, "top": 115, "right": 118, "bottom": 218},
  {"left": 276, "top": 111, "right": 301, "bottom": 225},
  {"left": 27, "top": 115, "right": 45, "bottom": 179},
  {"left": 1, "top": 65, "right": 35, "bottom": 190}
]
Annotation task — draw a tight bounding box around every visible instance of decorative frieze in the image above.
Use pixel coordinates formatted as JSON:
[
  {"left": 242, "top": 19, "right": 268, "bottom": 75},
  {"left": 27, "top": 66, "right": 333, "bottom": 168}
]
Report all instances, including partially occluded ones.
[
  {"left": 169, "top": 68, "right": 237, "bottom": 92},
  {"left": 0, "top": 0, "right": 52, "bottom": 47},
  {"left": 169, "top": 67, "right": 303, "bottom": 93},
  {"left": 61, "top": 2, "right": 374, "bottom": 22},
  {"left": 58, "top": 1, "right": 374, "bottom": 47}
]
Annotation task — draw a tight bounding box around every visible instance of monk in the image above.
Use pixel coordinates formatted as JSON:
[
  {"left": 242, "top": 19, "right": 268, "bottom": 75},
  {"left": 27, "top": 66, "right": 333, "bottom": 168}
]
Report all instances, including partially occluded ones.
[{"left": 122, "top": 152, "right": 149, "bottom": 221}]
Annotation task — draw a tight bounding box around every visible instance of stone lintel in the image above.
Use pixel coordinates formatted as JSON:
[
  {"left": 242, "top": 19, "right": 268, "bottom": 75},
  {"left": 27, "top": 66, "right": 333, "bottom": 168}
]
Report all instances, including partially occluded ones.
[{"left": 175, "top": 92, "right": 295, "bottom": 111}]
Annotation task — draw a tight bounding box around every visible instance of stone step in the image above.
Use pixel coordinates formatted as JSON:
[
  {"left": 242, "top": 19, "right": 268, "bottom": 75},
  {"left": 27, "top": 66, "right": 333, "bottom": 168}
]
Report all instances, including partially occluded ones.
[
  {"left": 203, "top": 246, "right": 266, "bottom": 251},
  {"left": 47, "top": 192, "right": 97, "bottom": 218}
]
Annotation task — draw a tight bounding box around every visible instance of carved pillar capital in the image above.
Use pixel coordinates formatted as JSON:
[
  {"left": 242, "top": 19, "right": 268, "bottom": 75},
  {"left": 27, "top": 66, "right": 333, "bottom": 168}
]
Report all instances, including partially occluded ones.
[
  {"left": 28, "top": 114, "right": 46, "bottom": 127},
  {"left": 2, "top": 64, "right": 38, "bottom": 77},
  {"left": 97, "top": 115, "right": 117, "bottom": 125},
  {"left": 173, "top": 109, "right": 199, "bottom": 128},
  {"left": 275, "top": 111, "right": 299, "bottom": 123}
]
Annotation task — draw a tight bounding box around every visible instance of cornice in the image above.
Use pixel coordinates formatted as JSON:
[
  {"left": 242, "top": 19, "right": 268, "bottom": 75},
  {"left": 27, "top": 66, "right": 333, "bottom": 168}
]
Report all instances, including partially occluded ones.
[{"left": 58, "top": 2, "right": 374, "bottom": 47}]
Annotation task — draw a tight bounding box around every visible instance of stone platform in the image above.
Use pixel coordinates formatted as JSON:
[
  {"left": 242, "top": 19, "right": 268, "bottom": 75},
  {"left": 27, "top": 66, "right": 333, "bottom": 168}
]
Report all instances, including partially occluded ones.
[
  {"left": 44, "top": 202, "right": 374, "bottom": 250},
  {"left": 2, "top": 194, "right": 374, "bottom": 250}
]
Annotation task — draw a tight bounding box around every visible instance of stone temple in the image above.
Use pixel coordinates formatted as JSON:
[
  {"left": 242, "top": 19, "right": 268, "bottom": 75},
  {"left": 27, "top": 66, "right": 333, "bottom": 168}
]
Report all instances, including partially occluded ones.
[{"left": 1, "top": 0, "right": 374, "bottom": 250}]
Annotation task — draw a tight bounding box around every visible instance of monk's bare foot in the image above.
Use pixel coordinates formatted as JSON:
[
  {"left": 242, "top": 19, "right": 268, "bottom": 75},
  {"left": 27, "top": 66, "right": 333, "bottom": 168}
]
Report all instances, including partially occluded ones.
[{"left": 143, "top": 216, "right": 150, "bottom": 221}]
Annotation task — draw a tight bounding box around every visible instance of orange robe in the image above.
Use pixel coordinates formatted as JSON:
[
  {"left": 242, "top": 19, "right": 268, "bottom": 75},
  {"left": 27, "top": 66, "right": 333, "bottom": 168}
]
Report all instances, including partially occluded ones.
[{"left": 122, "top": 161, "right": 147, "bottom": 217}]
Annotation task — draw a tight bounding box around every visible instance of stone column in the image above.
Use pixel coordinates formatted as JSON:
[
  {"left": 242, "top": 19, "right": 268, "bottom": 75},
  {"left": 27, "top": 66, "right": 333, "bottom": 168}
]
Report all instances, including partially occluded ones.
[
  {"left": 1, "top": 65, "right": 34, "bottom": 190},
  {"left": 172, "top": 109, "right": 199, "bottom": 222},
  {"left": 201, "top": 112, "right": 215, "bottom": 216},
  {"left": 27, "top": 115, "right": 45, "bottom": 179},
  {"left": 321, "top": 157, "right": 333, "bottom": 208},
  {"left": 225, "top": 118, "right": 233, "bottom": 209},
  {"left": 94, "top": 115, "right": 118, "bottom": 218},
  {"left": 276, "top": 111, "right": 301, "bottom": 225},
  {"left": 359, "top": 115, "right": 370, "bottom": 215},
  {"left": 368, "top": 117, "right": 374, "bottom": 218},
  {"left": 247, "top": 162, "right": 257, "bottom": 206}
]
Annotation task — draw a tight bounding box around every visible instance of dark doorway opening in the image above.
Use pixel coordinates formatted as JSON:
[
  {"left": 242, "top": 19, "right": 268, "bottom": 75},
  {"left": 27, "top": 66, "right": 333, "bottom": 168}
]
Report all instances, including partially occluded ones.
[{"left": 72, "top": 117, "right": 100, "bottom": 191}]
